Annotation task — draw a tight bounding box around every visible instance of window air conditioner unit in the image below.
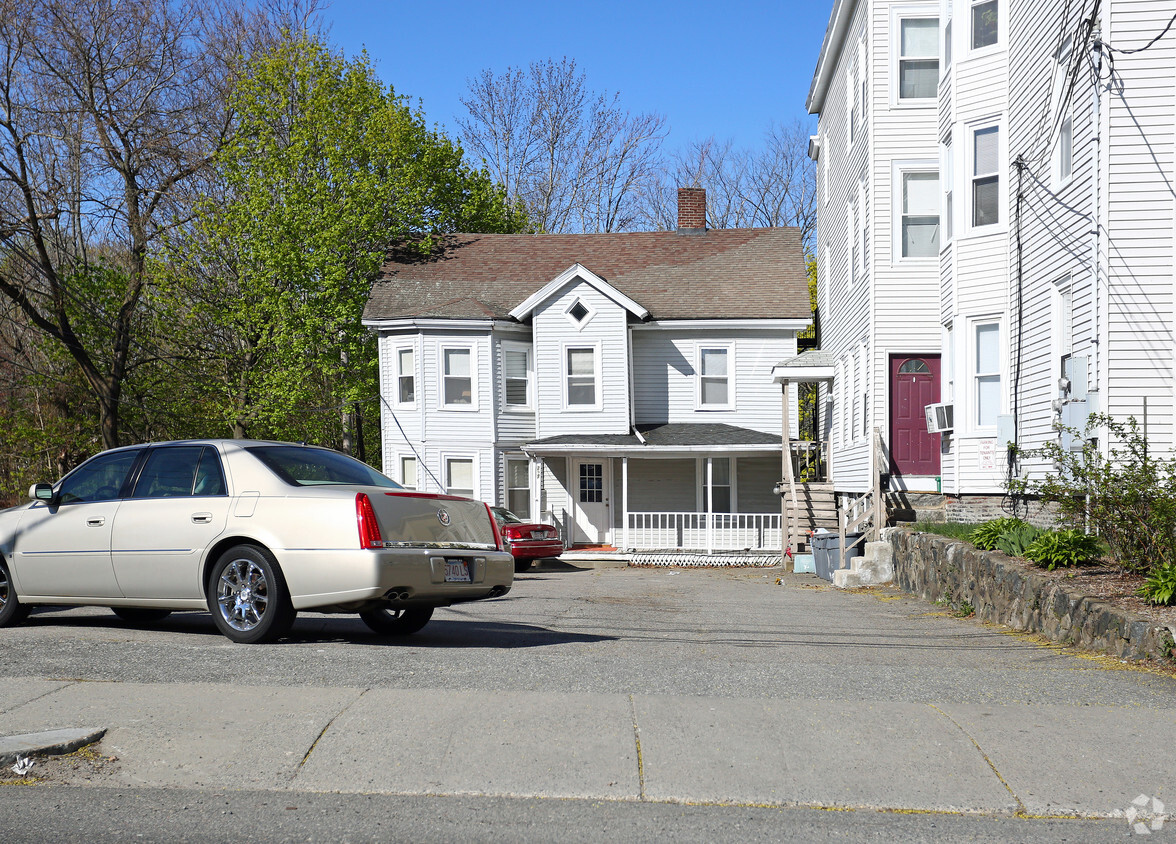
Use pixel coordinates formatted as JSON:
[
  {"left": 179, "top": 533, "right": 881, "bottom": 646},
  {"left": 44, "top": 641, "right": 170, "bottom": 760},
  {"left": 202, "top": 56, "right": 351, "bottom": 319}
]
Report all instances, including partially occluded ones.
[{"left": 925, "top": 402, "right": 954, "bottom": 434}]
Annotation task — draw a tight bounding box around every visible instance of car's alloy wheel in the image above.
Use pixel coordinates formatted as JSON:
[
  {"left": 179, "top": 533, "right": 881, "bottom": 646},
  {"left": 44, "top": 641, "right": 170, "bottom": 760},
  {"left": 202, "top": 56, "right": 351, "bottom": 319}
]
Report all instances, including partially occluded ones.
[
  {"left": 207, "top": 545, "right": 295, "bottom": 644},
  {"left": 0, "top": 557, "right": 29, "bottom": 627},
  {"left": 359, "top": 605, "right": 434, "bottom": 636}
]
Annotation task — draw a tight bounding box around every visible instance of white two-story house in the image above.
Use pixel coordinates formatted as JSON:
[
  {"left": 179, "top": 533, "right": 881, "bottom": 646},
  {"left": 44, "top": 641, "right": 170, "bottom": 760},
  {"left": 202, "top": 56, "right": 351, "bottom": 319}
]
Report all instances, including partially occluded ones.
[
  {"left": 807, "top": 0, "right": 1176, "bottom": 523},
  {"left": 362, "top": 189, "right": 811, "bottom": 553}
]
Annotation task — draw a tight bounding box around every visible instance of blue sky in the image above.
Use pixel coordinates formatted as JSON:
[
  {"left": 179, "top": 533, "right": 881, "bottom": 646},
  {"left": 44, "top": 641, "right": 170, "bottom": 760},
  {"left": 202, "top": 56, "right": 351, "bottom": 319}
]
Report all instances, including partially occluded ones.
[{"left": 322, "top": 0, "right": 831, "bottom": 150}]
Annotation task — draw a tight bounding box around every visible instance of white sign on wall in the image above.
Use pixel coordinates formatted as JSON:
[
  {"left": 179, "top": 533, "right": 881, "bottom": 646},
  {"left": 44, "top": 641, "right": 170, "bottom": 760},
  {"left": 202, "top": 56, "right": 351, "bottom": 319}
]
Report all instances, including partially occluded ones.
[{"left": 977, "top": 438, "right": 996, "bottom": 472}]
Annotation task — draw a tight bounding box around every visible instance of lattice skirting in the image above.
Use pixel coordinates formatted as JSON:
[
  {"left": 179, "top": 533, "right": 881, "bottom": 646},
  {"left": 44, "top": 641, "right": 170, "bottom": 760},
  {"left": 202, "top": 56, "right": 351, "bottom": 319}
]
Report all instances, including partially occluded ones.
[{"left": 629, "top": 552, "right": 781, "bottom": 568}]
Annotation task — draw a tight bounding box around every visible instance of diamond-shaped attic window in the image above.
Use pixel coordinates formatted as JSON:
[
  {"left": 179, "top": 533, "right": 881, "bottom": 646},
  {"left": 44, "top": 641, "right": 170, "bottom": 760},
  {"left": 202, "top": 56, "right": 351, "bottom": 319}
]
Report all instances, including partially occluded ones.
[{"left": 568, "top": 301, "right": 590, "bottom": 323}]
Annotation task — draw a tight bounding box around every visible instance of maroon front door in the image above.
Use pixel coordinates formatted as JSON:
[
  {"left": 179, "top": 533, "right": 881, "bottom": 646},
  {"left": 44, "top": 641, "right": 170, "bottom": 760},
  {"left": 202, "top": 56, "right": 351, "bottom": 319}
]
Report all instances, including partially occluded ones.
[{"left": 889, "top": 355, "right": 941, "bottom": 476}]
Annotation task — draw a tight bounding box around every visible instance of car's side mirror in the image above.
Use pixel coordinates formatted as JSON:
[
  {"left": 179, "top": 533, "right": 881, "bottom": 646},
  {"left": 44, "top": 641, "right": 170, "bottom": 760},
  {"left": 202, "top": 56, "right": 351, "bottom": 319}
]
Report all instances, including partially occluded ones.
[{"left": 29, "top": 483, "right": 54, "bottom": 502}]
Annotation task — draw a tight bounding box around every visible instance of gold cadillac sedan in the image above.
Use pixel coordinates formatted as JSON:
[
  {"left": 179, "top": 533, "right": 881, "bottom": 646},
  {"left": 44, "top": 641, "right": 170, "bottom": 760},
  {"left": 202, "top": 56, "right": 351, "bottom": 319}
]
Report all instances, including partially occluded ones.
[{"left": 0, "top": 441, "right": 514, "bottom": 643}]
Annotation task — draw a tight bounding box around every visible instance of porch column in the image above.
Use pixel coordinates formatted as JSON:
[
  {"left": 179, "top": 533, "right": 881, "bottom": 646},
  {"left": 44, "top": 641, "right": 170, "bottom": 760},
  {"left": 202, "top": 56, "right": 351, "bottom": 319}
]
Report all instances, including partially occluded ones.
[
  {"left": 705, "top": 456, "right": 713, "bottom": 555},
  {"left": 622, "top": 456, "right": 629, "bottom": 552},
  {"left": 781, "top": 380, "right": 798, "bottom": 570}
]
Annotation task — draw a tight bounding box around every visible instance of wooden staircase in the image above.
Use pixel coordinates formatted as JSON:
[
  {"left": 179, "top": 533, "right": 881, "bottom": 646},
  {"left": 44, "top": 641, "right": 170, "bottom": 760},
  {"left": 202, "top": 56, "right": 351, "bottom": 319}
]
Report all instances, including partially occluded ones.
[{"left": 784, "top": 482, "right": 838, "bottom": 549}]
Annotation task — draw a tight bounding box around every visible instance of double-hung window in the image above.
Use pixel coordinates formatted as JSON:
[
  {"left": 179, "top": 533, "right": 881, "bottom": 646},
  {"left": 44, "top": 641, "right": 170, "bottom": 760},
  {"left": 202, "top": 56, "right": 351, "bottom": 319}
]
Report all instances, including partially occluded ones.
[
  {"left": 566, "top": 346, "right": 598, "bottom": 408},
  {"left": 943, "top": 140, "right": 954, "bottom": 243},
  {"left": 505, "top": 458, "right": 530, "bottom": 518},
  {"left": 442, "top": 347, "right": 473, "bottom": 408},
  {"left": 399, "top": 456, "right": 417, "bottom": 490},
  {"left": 395, "top": 347, "right": 415, "bottom": 405},
  {"left": 974, "top": 321, "right": 1001, "bottom": 428},
  {"left": 703, "top": 458, "right": 732, "bottom": 513},
  {"left": 502, "top": 345, "right": 531, "bottom": 410},
  {"left": 898, "top": 17, "right": 939, "bottom": 101},
  {"left": 698, "top": 346, "right": 732, "bottom": 409},
  {"left": 900, "top": 169, "right": 940, "bottom": 258},
  {"left": 445, "top": 457, "right": 474, "bottom": 498},
  {"left": 971, "top": 0, "right": 998, "bottom": 50},
  {"left": 972, "top": 126, "right": 999, "bottom": 227},
  {"left": 1052, "top": 40, "right": 1073, "bottom": 185}
]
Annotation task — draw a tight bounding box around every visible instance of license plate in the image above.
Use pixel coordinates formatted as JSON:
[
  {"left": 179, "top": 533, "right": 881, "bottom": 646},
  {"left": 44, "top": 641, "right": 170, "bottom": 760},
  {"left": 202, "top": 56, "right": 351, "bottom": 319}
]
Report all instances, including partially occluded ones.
[{"left": 444, "top": 559, "right": 471, "bottom": 582}]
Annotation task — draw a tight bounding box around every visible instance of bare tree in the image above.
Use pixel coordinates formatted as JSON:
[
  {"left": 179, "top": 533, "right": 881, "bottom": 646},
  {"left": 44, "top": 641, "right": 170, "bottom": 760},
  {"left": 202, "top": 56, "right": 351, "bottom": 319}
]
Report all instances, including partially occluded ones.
[
  {"left": 640, "top": 120, "right": 817, "bottom": 249},
  {"left": 0, "top": 0, "right": 319, "bottom": 449},
  {"left": 459, "top": 57, "right": 667, "bottom": 233}
]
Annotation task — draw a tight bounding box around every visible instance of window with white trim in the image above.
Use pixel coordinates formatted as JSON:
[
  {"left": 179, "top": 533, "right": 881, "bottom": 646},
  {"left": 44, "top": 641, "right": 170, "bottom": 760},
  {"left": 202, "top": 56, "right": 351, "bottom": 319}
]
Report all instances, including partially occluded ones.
[
  {"left": 395, "top": 346, "right": 415, "bottom": 405},
  {"left": 698, "top": 345, "right": 732, "bottom": 409},
  {"left": 847, "top": 200, "right": 857, "bottom": 288},
  {"left": 859, "top": 343, "right": 869, "bottom": 438},
  {"left": 505, "top": 457, "right": 530, "bottom": 518},
  {"left": 703, "top": 457, "right": 732, "bottom": 513},
  {"left": 502, "top": 344, "right": 531, "bottom": 409},
  {"left": 898, "top": 17, "right": 939, "bottom": 100},
  {"left": 858, "top": 180, "right": 868, "bottom": 275},
  {"left": 1052, "top": 39, "right": 1073, "bottom": 185},
  {"left": 943, "top": 16, "right": 952, "bottom": 74},
  {"left": 971, "top": 0, "right": 997, "bottom": 50},
  {"left": 847, "top": 59, "right": 856, "bottom": 147},
  {"left": 442, "top": 346, "right": 474, "bottom": 408},
  {"left": 565, "top": 346, "right": 598, "bottom": 408},
  {"left": 900, "top": 169, "right": 940, "bottom": 258},
  {"left": 399, "top": 456, "right": 417, "bottom": 490},
  {"left": 974, "top": 320, "right": 1001, "bottom": 428},
  {"left": 972, "top": 125, "right": 999, "bottom": 227},
  {"left": 859, "top": 37, "right": 868, "bottom": 131},
  {"left": 943, "top": 139, "right": 954, "bottom": 243},
  {"left": 445, "top": 457, "right": 475, "bottom": 498}
]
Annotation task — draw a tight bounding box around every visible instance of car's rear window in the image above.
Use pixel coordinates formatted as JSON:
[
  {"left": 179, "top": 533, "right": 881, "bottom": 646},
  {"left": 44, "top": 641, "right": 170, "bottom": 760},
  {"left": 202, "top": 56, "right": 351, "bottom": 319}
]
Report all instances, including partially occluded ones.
[{"left": 247, "top": 446, "right": 403, "bottom": 489}]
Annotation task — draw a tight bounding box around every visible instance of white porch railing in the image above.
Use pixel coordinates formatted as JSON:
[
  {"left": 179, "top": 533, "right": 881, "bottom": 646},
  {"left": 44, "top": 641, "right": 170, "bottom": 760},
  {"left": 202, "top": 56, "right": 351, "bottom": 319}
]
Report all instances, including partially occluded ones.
[{"left": 626, "top": 512, "right": 781, "bottom": 552}]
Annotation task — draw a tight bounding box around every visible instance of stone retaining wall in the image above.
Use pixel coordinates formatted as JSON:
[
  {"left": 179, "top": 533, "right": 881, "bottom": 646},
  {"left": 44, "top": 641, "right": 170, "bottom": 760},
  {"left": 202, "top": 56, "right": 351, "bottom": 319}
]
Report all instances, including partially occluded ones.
[{"left": 888, "top": 528, "right": 1176, "bottom": 662}]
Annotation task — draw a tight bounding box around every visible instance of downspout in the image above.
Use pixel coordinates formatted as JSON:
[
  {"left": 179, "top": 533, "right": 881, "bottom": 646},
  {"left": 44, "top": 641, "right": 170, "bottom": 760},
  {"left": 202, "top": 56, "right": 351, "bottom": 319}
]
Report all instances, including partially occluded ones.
[{"left": 1089, "top": 27, "right": 1102, "bottom": 419}]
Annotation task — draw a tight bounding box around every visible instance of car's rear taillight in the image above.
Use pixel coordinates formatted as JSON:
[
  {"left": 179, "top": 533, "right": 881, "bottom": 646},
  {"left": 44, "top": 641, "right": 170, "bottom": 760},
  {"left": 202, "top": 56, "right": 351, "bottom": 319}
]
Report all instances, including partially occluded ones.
[
  {"left": 356, "top": 493, "right": 383, "bottom": 549},
  {"left": 486, "top": 503, "right": 506, "bottom": 551}
]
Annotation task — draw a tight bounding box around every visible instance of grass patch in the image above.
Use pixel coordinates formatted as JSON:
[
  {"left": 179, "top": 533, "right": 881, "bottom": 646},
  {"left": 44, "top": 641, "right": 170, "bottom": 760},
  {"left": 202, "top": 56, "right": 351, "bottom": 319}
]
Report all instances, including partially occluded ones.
[{"left": 914, "top": 521, "right": 975, "bottom": 540}]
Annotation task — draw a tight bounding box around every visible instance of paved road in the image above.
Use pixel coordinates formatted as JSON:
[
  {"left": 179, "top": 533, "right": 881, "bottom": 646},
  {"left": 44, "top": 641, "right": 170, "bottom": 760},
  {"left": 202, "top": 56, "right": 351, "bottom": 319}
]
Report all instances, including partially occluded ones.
[{"left": 0, "top": 563, "right": 1171, "bottom": 840}]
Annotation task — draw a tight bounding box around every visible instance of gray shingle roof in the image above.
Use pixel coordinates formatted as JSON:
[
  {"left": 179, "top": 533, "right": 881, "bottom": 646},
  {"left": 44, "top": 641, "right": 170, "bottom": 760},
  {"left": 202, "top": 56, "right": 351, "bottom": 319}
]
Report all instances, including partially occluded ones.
[
  {"left": 525, "top": 423, "right": 780, "bottom": 450},
  {"left": 364, "top": 229, "right": 810, "bottom": 322}
]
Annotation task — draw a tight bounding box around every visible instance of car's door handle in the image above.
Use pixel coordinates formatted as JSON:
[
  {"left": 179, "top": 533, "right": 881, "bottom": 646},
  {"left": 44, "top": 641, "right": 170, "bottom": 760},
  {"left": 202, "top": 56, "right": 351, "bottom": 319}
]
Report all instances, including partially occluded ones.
[
  {"left": 191, "top": 513, "right": 213, "bottom": 524},
  {"left": 87, "top": 517, "right": 105, "bottom": 527}
]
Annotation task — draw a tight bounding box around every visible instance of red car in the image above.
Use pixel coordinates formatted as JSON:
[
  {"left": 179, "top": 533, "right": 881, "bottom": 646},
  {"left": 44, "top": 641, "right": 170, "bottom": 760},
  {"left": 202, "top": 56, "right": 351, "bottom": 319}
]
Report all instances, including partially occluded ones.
[{"left": 491, "top": 507, "right": 564, "bottom": 572}]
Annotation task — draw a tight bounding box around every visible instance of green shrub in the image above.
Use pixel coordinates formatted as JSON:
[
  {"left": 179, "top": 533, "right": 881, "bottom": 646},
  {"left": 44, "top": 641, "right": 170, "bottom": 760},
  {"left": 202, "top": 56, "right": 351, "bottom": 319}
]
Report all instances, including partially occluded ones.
[
  {"left": 1024, "top": 529, "right": 1102, "bottom": 570},
  {"left": 1008, "top": 415, "right": 1176, "bottom": 574},
  {"left": 969, "top": 518, "right": 1030, "bottom": 551},
  {"left": 1139, "top": 563, "right": 1176, "bottom": 606},
  {"left": 994, "top": 523, "right": 1042, "bottom": 557}
]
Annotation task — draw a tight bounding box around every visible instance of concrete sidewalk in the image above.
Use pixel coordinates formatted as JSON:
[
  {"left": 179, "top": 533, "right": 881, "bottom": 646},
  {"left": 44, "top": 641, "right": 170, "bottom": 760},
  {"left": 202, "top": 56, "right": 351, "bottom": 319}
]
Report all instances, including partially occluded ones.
[{"left": 2, "top": 676, "right": 1173, "bottom": 818}]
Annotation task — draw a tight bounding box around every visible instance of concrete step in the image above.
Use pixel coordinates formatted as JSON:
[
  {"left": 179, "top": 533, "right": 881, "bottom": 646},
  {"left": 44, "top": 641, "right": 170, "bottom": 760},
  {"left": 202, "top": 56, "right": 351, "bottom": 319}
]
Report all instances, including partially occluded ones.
[{"left": 834, "top": 541, "right": 895, "bottom": 589}]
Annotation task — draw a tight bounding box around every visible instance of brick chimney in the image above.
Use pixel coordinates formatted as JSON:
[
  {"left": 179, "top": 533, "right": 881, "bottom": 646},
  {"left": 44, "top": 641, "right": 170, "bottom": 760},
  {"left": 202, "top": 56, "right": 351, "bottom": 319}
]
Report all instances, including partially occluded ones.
[{"left": 677, "top": 187, "right": 706, "bottom": 233}]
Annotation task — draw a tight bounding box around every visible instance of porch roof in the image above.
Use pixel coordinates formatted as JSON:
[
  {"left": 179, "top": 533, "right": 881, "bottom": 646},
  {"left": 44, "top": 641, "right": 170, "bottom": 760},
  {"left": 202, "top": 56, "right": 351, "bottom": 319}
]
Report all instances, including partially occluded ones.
[
  {"left": 772, "top": 349, "right": 836, "bottom": 383},
  {"left": 522, "top": 423, "right": 780, "bottom": 456}
]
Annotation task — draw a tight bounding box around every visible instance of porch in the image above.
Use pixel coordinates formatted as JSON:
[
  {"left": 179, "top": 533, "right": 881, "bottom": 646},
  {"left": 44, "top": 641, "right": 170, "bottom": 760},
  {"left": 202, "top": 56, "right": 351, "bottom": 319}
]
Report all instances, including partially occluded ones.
[{"left": 522, "top": 423, "right": 785, "bottom": 557}]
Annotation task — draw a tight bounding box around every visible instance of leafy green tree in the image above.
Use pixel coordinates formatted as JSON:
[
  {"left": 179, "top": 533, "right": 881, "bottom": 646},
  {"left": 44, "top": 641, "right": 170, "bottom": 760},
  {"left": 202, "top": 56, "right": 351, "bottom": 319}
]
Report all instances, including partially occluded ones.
[{"left": 166, "top": 36, "right": 525, "bottom": 454}]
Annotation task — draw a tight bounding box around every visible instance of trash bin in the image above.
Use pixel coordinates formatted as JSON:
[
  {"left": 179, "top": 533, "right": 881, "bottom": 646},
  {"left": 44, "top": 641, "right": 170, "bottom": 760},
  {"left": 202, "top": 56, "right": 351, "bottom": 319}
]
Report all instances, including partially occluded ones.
[{"left": 812, "top": 531, "right": 832, "bottom": 581}]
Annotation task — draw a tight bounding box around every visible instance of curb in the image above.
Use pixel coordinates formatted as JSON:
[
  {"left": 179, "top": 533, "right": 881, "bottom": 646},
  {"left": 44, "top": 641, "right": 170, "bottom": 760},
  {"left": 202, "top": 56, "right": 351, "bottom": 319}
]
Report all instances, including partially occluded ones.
[{"left": 0, "top": 728, "right": 107, "bottom": 766}]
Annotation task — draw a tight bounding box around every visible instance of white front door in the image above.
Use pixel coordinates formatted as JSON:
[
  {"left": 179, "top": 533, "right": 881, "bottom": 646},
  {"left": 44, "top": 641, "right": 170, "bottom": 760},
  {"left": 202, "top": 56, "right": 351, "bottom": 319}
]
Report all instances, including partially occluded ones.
[{"left": 572, "top": 459, "right": 609, "bottom": 544}]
